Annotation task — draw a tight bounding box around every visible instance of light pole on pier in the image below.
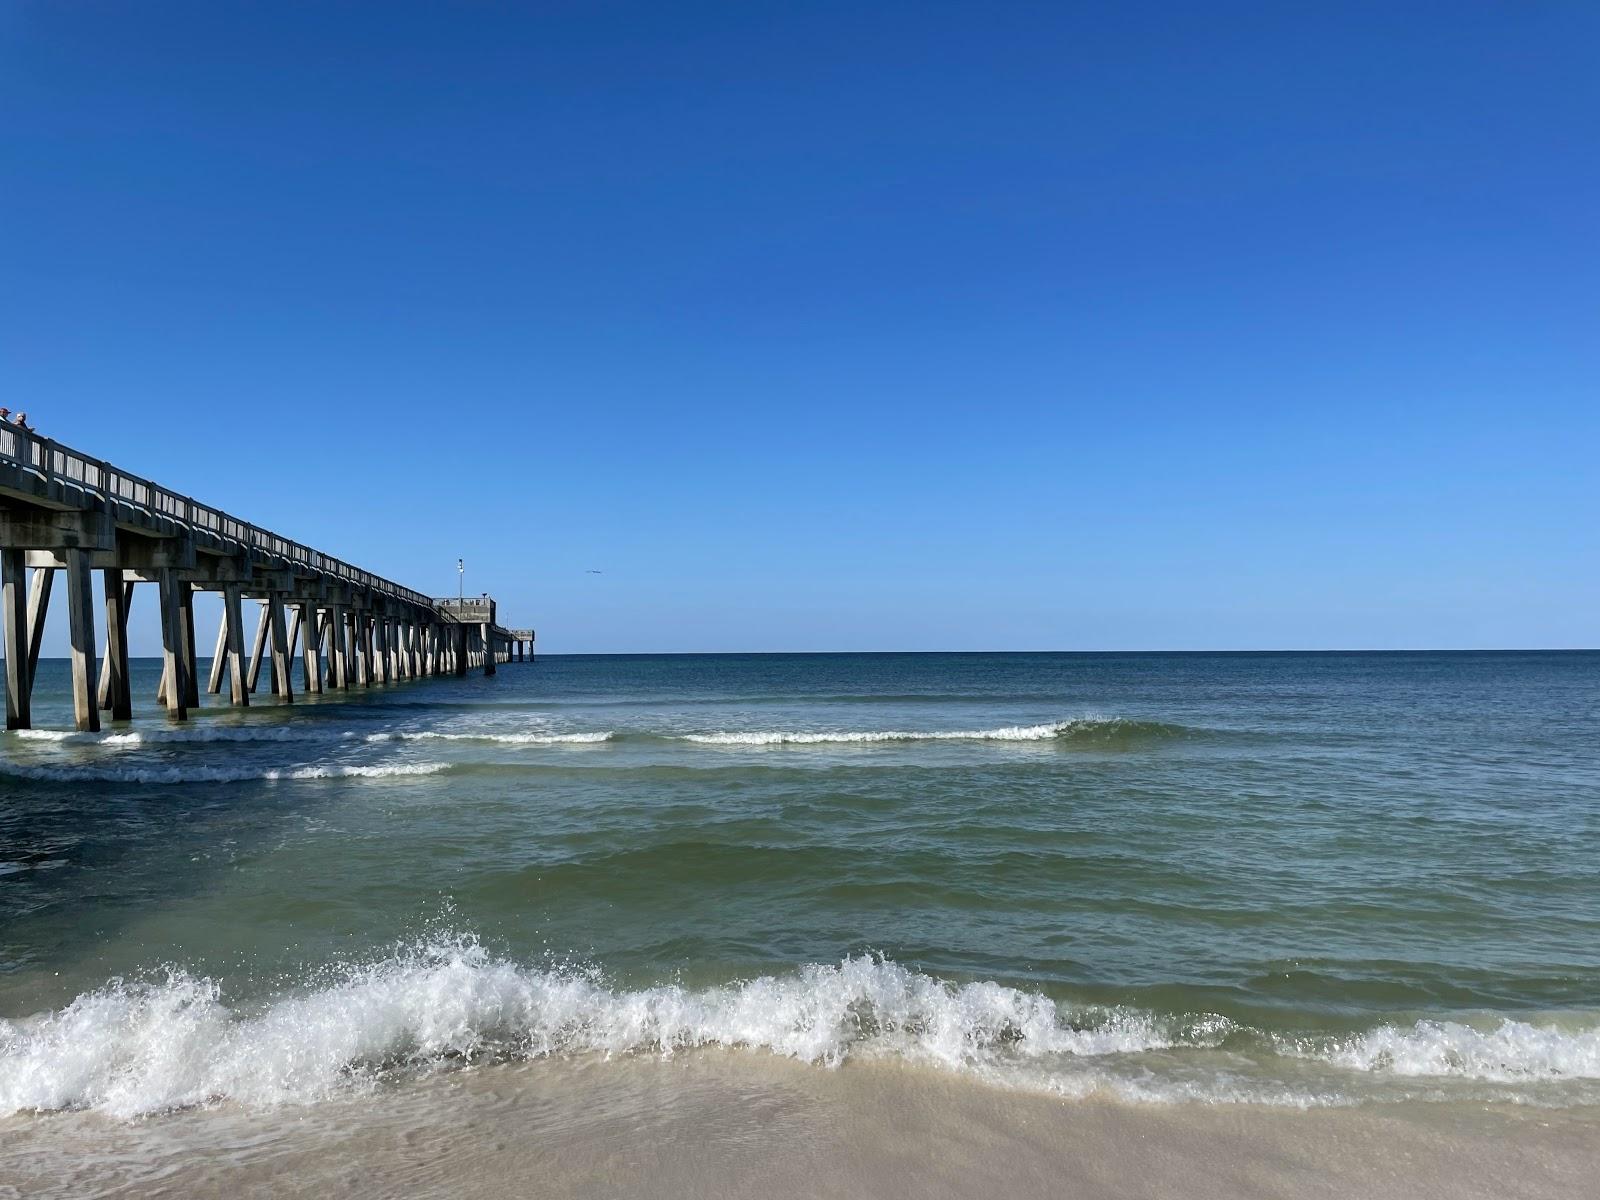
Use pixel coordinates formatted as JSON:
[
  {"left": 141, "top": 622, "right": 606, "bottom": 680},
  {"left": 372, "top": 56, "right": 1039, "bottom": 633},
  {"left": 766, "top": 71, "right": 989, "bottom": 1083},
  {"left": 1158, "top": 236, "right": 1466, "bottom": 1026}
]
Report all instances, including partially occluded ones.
[{"left": 457, "top": 558, "right": 464, "bottom": 607}]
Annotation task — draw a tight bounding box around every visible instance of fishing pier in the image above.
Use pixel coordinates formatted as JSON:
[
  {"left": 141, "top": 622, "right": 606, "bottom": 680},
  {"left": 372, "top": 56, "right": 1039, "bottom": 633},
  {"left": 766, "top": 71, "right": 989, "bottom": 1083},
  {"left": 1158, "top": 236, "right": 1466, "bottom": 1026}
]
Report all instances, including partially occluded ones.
[{"left": 0, "top": 426, "right": 535, "bottom": 732}]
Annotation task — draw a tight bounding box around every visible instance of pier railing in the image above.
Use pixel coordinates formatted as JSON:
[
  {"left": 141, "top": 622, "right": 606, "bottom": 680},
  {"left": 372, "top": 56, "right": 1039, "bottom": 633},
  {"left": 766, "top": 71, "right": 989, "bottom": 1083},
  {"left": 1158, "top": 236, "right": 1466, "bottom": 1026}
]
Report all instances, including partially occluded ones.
[
  {"left": 0, "top": 425, "right": 433, "bottom": 607},
  {"left": 432, "top": 597, "right": 496, "bottom": 623}
]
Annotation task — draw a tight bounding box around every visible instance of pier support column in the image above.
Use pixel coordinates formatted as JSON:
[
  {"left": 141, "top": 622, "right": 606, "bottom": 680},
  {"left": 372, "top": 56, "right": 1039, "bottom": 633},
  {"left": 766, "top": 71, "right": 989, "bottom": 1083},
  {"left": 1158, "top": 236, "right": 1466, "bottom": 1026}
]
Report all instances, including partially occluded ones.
[
  {"left": 99, "top": 580, "right": 135, "bottom": 710},
  {"left": 353, "top": 613, "right": 371, "bottom": 687},
  {"left": 3, "top": 549, "right": 30, "bottom": 730},
  {"left": 343, "top": 609, "right": 358, "bottom": 689},
  {"left": 482, "top": 623, "right": 496, "bottom": 676},
  {"left": 65, "top": 548, "right": 100, "bottom": 733},
  {"left": 330, "top": 606, "right": 349, "bottom": 689},
  {"left": 223, "top": 585, "right": 249, "bottom": 707},
  {"left": 455, "top": 625, "right": 467, "bottom": 676},
  {"left": 300, "top": 601, "right": 322, "bottom": 694},
  {"left": 372, "top": 617, "right": 388, "bottom": 684},
  {"left": 268, "top": 594, "right": 293, "bottom": 702},
  {"left": 179, "top": 584, "right": 200, "bottom": 709},
  {"left": 99, "top": 571, "right": 133, "bottom": 720},
  {"left": 157, "top": 568, "right": 188, "bottom": 721}
]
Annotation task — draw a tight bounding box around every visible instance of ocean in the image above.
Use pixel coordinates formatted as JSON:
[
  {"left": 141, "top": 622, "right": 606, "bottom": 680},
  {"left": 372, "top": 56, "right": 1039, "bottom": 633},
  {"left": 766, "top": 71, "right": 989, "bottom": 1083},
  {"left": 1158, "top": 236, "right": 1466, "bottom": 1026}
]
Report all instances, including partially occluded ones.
[{"left": 2, "top": 651, "right": 1598, "bottom": 1195}]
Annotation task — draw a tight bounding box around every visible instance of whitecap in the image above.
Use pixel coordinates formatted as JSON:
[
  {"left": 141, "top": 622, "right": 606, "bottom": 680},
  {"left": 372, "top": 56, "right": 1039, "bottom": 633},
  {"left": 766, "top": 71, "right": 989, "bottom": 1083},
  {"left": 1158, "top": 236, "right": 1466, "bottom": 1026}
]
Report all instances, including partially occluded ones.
[{"left": 0, "top": 761, "right": 449, "bottom": 784}]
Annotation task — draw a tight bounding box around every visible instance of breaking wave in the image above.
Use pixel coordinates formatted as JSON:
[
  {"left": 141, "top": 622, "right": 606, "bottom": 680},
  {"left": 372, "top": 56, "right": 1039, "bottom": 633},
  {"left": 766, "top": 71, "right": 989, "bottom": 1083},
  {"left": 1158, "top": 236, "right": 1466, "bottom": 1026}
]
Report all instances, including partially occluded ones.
[
  {"left": 362, "top": 731, "right": 615, "bottom": 745},
  {"left": 1279, "top": 1019, "right": 1600, "bottom": 1082},
  {"left": 5, "top": 940, "right": 1595, "bottom": 1120},
  {"left": 0, "top": 761, "right": 449, "bottom": 784},
  {"left": 679, "top": 718, "right": 1187, "bottom": 746},
  {"left": 13, "top": 726, "right": 321, "bottom": 745}
]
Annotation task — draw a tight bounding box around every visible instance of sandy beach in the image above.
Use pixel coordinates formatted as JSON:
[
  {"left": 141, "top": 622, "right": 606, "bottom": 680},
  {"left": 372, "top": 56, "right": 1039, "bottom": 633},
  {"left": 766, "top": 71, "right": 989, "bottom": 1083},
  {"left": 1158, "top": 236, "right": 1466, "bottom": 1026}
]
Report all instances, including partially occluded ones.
[{"left": 4, "top": 1052, "right": 1596, "bottom": 1200}]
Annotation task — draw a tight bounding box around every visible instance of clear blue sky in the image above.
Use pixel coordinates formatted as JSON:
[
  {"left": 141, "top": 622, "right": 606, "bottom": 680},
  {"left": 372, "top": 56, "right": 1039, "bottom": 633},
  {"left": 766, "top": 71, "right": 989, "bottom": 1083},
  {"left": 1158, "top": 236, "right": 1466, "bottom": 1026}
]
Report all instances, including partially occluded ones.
[{"left": 4, "top": 1, "right": 1596, "bottom": 654}]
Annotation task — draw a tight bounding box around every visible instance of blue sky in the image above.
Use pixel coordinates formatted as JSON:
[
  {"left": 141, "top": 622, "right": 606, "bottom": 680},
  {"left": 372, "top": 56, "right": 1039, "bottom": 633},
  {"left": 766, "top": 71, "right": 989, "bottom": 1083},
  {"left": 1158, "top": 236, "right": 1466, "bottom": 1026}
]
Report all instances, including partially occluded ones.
[{"left": 3, "top": 1, "right": 1596, "bottom": 653}]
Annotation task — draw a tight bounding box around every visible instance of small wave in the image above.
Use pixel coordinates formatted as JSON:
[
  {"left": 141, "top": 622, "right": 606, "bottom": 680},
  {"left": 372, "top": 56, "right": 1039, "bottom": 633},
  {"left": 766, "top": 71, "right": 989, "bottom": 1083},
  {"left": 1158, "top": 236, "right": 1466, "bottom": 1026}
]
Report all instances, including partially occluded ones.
[
  {"left": 13, "top": 726, "right": 323, "bottom": 746},
  {"left": 0, "top": 944, "right": 1204, "bottom": 1119},
  {"left": 0, "top": 761, "right": 449, "bottom": 784},
  {"left": 680, "top": 718, "right": 1184, "bottom": 746},
  {"left": 1280, "top": 1019, "right": 1600, "bottom": 1082},
  {"left": 4, "top": 942, "right": 1597, "bottom": 1119},
  {"left": 363, "top": 731, "right": 615, "bottom": 746}
]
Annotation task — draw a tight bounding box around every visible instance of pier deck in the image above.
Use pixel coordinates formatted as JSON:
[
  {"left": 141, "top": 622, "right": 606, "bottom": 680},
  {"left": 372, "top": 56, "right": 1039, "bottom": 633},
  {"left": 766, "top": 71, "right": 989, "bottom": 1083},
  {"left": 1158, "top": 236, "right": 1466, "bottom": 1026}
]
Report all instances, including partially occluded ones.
[{"left": 0, "top": 426, "right": 534, "bottom": 731}]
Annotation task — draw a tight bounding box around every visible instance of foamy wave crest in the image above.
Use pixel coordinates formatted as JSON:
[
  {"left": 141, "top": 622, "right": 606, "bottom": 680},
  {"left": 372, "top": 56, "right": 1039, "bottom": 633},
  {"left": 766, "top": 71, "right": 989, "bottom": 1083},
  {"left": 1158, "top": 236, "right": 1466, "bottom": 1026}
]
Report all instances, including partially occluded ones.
[
  {"left": 9, "top": 943, "right": 1590, "bottom": 1120},
  {"left": 14, "top": 726, "right": 322, "bottom": 746},
  {"left": 1282, "top": 1019, "right": 1600, "bottom": 1082},
  {"left": 0, "top": 761, "right": 449, "bottom": 784},
  {"left": 681, "top": 718, "right": 1140, "bottom": 746},
  {"left": 363, "top": 731, "right": 614, "bottom": 745},
  {"left": 0, "top": 944, "right": 1201, "bottom": 1118}
]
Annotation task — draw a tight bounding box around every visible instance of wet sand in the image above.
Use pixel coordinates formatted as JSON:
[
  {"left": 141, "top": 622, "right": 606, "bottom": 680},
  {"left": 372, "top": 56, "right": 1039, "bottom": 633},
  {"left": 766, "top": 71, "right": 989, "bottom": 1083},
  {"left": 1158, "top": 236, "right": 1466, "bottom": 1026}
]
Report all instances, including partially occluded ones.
[{"left": 3, "top": 1052, "right": 1596, "bottom": 1199}]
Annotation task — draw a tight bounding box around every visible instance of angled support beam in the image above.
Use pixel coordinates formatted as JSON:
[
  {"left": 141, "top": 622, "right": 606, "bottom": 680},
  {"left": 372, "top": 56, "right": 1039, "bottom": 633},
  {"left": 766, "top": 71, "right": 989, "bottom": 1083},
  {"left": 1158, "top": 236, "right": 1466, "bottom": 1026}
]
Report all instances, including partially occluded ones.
[
  {"left": 3, "top": 549, "right": 31, "bottom": 730},
  {"left": 246, "top": 601, "right": 270, "bottom": 693},
  {"left": 284, "top": 605, "right": 304, "bottom": 692},
  {"left": 25, "top": 566, "right": 52, "bottom": 691},
  {"left": 99, "top": 572, "right": 133, "bottom": 719},
  {"left": 207, "top": 609, "right": 229, "bottom": 695}
]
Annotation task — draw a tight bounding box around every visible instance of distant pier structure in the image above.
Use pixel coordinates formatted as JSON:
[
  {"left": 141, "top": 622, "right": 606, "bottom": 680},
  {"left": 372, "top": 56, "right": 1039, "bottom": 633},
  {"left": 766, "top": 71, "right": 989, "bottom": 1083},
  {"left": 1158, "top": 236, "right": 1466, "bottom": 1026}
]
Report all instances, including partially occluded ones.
[{"left": 0, "top": 427, "right": 535, "bottom": 732}]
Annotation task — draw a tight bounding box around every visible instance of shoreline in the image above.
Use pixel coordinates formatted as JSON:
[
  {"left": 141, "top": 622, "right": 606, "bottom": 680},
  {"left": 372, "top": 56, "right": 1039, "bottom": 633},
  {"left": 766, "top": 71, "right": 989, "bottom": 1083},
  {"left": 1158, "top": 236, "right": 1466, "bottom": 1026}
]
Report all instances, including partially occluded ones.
[{"left": 4, "top": 1052, "right": 1596, "bottom": 1199}]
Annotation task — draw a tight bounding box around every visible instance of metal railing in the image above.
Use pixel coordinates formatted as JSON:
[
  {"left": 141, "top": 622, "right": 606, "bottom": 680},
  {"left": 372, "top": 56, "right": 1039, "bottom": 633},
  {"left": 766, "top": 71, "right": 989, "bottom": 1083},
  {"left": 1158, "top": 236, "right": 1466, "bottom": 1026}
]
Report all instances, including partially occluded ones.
[{"left": 0, "top": 426, "right": 435, "bottom": 608}]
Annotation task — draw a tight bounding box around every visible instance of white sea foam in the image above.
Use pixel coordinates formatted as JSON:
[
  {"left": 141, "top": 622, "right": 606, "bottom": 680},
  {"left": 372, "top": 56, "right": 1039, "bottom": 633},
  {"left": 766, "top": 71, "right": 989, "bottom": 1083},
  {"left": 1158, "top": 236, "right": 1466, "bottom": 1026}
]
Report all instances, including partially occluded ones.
[
  {"left": 0, "top": 761, "right": 449, "bottom": 784},
  {"left": 15, "top": 942, "right": 1594, "bottom": 1121},
  {"left": 682, "top": 721, "right": 1088, "bottom": 745},
  {"left": 0, "top": 946, "right": 1202, "bottom": 1119},
  {"left": 1281, "top": 1019, "right": 1600, "bottom": 1082},
  {"left": 363, "top": 731, "right": 614, "bottom": 745},
  {"left": 14, "top": 726, "right": 322, "bottom": 746}
]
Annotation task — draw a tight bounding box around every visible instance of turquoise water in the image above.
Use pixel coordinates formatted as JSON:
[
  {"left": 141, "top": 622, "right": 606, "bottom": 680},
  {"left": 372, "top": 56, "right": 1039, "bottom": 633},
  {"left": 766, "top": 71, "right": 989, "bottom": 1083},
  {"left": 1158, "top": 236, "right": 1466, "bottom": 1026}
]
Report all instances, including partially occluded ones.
[{"left": 2, "top": 651, "right": 1598, "bottom": 1114}]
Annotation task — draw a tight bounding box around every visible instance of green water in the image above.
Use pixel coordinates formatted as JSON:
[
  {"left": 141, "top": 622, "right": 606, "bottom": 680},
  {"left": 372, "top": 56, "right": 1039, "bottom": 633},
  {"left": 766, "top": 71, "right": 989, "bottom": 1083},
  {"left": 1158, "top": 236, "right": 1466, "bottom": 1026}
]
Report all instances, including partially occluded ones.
[{"left": 2, "top": 651, "right": 1598, "bottom": 1113}]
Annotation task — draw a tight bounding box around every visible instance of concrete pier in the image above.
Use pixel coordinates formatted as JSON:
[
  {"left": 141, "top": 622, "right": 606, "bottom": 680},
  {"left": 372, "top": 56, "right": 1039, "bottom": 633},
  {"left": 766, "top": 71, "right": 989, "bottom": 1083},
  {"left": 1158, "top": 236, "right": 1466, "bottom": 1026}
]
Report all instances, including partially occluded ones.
[{"left": 0, "top": 427, "right": 535, "bottom": 731}]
